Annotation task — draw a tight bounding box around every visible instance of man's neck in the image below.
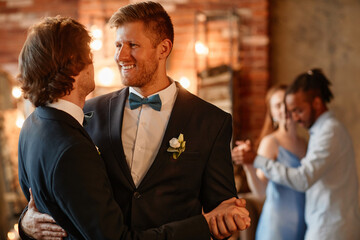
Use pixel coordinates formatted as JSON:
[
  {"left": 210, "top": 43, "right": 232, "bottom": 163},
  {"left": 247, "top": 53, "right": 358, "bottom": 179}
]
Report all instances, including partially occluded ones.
[
  {"left": 133, "top": 76, "right": 171, "bottom": 97},
  {"left": 314, "top": 104, "right": 328, "bottom": 122},
  {"left": 61, "top": 93, "right": 86, "bottom": 109}
]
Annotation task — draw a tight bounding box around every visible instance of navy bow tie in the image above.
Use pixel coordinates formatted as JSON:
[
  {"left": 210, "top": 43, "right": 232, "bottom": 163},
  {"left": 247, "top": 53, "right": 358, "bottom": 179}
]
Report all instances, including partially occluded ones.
[{"left": 129, "top": 92, "right": 162, "bottom": 111}]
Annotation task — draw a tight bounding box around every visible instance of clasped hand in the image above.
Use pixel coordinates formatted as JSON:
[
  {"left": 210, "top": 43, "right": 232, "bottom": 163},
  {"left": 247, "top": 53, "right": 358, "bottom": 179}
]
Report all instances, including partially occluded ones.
[
  {"left": 203, "top": 197, "right": 251, "bottom": 239},
  {"left": 231, "top": 140, "right": 256, "bottom": 165},
  {"left": 21, "top": 190, "right": 250, "bottom": 240}
]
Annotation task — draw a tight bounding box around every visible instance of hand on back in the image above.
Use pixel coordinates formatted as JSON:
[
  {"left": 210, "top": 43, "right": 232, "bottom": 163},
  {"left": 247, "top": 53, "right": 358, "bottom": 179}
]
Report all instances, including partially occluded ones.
[{"left": 21, "top": 189, "right": 67, "bottom": 240}]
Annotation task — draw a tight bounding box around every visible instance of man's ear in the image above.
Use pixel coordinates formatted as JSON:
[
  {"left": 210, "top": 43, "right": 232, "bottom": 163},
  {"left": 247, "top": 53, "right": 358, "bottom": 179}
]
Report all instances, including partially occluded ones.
[
  {"left": 158, "top": 39, "right": 172, "bottom": 60},
  {"left": 312, "top": 96, "right": 323, "bottom": 110}
]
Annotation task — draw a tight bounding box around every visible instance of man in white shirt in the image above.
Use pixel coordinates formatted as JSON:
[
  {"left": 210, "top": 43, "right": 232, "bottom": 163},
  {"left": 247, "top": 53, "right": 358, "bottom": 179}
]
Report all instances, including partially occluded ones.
[
  {"left": 233, "top": 68, "right": 360, "bottom": 239},
  {"left": 20, "top": 2, "right": 251, "bottom": 239}
]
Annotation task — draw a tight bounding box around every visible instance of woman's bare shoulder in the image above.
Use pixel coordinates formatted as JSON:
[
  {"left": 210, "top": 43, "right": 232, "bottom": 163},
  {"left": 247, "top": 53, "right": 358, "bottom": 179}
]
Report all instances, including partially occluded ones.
[{"left": 258, "top": 134, "right": 278, "bottom": 160}]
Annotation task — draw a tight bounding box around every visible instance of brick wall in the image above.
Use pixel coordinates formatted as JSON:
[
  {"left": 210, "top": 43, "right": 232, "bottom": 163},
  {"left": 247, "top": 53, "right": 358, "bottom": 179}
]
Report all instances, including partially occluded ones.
[
  {"left": 160, "top": 0, "right": 269, "bottom": 142},
  {"left": 0, "top": 0, "right": 79, "bottom": 74},
  {"left": 0, "top": 0, "right": 269, "bottom": 142}
]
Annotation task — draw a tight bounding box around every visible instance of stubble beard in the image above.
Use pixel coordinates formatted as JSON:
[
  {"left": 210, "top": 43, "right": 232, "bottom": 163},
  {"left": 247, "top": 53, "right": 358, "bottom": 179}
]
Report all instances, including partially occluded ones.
[
  {"left": 306, "top": 107, "right": 317, "bottom": 129},
  {"left": 78, "top": 72, "right": 95, "bottom": 98},
  {"left": 120, "top": 59, "right": 159, "bottom": 89}
]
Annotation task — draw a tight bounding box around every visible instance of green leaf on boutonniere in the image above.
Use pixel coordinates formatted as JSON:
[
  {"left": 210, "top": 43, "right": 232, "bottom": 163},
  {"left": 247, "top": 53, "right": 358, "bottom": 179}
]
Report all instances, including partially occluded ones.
[{"left": 95, "top": 145, "right": 101, "bottom": 155}]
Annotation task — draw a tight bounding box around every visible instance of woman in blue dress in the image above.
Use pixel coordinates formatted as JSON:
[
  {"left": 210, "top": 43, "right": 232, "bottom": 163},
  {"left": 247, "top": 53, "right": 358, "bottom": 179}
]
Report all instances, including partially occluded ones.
[{"left": 239, "top": 85, "right": 307, "bottom": 240}]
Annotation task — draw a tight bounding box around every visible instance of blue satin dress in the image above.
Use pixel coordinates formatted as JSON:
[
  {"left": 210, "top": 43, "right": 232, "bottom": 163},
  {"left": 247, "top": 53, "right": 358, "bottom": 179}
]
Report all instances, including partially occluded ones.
[{"left": 256, "top": 146, "right": 306, "bottom": 240}]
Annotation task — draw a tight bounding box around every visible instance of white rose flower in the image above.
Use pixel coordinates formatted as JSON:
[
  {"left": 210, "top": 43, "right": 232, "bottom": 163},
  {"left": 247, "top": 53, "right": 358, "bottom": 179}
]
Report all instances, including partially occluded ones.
[{"left": 169, "top": 138, "right": 181, "bottom": 148}]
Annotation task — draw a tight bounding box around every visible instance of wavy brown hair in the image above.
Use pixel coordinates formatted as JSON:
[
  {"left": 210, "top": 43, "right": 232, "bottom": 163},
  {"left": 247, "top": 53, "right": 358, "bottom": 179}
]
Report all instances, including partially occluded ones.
[{"left": 18, "top": 16, "right": 92, "bottom": 107}]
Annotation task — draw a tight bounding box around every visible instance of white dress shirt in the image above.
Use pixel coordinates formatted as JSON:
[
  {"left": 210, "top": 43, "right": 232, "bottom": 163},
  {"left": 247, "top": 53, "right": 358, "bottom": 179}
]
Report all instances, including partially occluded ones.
[
  {"left": 255, "top": 111, "right": 360, "bottom": 240},
  {"left": 122, "top": 81, "right": 178, "bottom": 187},
  {"left": 47, "top": 99, "right": 84, "bottom": 126}
]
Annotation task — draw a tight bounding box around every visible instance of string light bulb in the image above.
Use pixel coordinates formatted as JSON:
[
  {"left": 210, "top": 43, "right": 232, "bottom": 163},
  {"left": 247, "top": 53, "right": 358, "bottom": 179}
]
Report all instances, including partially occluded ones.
[
  {"left": 16, "top": 112, "right": 25, "bottom": 128},
  {"left": 91, "top": 25, "right": 103, "bottom": 39},
  {"left": 97, "top": 67, "right": 115, "bottom": 87},
  {"left": 14, "top": 224, "right": 18, "bottom": 233},
  {"left": 7, "top": 231, "right": 16, "bottom": 240},
  {"left": 179, "top": 76, "right": 190, "bottom": 89},
  {"left": 90, "top": 25, "right": 103, "bottom": 51},
  {"left": 195, "top": 41, "right": 209, "bottom": 55},
  {"left": 90, "top": 39, "right": 103, "bottom": 51},
  {"left": 12, "top": 86, "right": 22, "bottom": 99}
]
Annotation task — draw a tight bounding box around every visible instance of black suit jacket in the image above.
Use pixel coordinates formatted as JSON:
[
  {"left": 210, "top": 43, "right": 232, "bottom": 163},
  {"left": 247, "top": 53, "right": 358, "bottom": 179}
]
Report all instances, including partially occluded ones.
[
  {"left": 18, "top": 106, "right": 210, "bottom": 239},
  {"left": 83, "top": 83, "right": 237, "bottom": 230}
]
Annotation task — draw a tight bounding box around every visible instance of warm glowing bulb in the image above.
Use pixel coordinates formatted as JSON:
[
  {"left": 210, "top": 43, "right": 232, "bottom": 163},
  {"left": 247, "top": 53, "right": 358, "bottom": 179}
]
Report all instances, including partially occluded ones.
[
  {"left": 179, "top": 77, "right": 190, "bottom": 89},
  {"left": 12, "top": 86, "right": 22, "bottom": 99},
  {"left": 91, "top": 27, "right": 103, "bottom": 39},
  {"left": 97, "top": 67, "right": 115, "bottom": 87},
  {"left": 90, "top": 39, "right": 103, "bottom": 51},
  {"left": 7, "top": 231, "right": 16, "bottom": 240},
  {"left": 195, "top": 41, "right": 209, "bottom": 55},
  {"left": 14, "top": 224, "right": 18, "bottom": 233},
  {"left": 16, "top": 115, "right": 25, "bottom": 128}
]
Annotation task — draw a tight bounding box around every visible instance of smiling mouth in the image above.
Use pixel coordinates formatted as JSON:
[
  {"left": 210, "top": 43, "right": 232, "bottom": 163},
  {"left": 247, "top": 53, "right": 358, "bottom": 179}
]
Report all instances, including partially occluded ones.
[{"left": 121, "top": 64, "right": 135, "bottom": 70}]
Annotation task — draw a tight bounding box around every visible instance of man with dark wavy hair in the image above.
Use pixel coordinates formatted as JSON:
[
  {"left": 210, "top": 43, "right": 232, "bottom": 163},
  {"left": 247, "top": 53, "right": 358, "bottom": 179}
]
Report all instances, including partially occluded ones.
[
  {"left": 18, "top": 15, "right": 250, "bottom": 240},
  {"left": 18, "top": 17, "right": 94, "bottom": 107}
]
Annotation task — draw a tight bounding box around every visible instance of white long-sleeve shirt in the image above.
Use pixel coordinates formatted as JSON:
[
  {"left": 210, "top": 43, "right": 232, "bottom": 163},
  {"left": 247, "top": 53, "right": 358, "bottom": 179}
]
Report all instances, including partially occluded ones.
[
  {"left": 47, "top": 99, "right": 84, "bottom": 126},
  {"left": 255, "top": 111, "right": 360, "bottom": 240},
  {"left": 122, "top": 81, "right": 178, "bottom": 187}
]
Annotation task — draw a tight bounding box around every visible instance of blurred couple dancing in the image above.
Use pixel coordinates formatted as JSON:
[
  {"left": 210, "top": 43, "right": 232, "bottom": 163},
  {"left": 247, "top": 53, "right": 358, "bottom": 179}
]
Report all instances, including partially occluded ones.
[{"left": 232, "top": 69, "right": 360, "bottom": 240}]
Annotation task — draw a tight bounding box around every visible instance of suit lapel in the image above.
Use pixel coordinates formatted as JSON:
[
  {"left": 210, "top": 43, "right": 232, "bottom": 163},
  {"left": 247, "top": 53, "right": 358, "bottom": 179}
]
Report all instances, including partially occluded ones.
[
  {"left": 109, "top": 88, "right": 136, "bottom": 188},
  {"left": 139, "top": 83, "right": 195, "bottom": 188}
]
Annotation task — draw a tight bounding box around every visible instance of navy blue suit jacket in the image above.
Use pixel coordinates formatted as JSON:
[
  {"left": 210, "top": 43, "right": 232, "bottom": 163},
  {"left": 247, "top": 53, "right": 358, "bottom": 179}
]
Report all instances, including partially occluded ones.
[
  {"left": 83, "top": 83, "right": 237, "bottom": 230},
  {"left": 18, "top": 106, "right": 210, "bottom": 239}
]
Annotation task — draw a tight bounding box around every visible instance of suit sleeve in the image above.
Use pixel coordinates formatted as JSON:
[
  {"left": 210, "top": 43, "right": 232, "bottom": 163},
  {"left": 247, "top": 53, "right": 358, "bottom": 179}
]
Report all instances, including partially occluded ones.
[
  {"left": 52, "top": 142, "right": 211, "bottom": 240},
  {"left": 201, "top": 113, "right": 237, "bottom": 213},
  {"left": 17, "top": 135, "right": 34, "bottom": 240}
]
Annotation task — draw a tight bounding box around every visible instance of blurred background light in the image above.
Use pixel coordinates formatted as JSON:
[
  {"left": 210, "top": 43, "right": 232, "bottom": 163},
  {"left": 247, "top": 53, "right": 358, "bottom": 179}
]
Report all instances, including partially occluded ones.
[
  {"left": 97, "top": 67, "right": 115, "bottom": 87},
  {"left": 11, "top": 86, "right": 22, "bottom": 99},
  {"left": 179, "top": 76, "right": 190, "bottom": 89},
  {"left": 195, "top": 41, "right": 209, "bottom": 55},
  {"left": 90, "top": 39, "right": 103, "bottom": 51}
]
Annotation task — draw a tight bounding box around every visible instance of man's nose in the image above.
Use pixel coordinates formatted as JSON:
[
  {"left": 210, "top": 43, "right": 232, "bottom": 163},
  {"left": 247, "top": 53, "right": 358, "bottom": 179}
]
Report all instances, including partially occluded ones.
[
  {"left": 115, "top": 46, "right": 130, "bottom": 62},
  {"left": 292, "top": 113, "right": 300, "bottom": 122}
]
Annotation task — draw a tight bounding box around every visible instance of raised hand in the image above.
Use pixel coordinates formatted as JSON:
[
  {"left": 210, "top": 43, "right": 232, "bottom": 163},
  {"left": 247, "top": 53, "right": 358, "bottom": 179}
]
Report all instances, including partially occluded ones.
[
  {"left": 21, "top": 189, "right": 67, "bottom": 240},
  {"left": 231, "top": 140, "right": 256, "bottom": 165},
  {"left": 203, "top": 197, "right": 251, "bottom": 239}
]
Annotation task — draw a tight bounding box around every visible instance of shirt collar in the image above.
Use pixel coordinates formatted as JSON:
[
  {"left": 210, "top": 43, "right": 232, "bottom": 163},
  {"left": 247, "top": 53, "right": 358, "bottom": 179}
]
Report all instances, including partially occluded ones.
[
  {"left": 309, "top": 110, "right": 332, "bottom": 135},
  {"left": 129, "top": 79, "right": 177, "bottom": 107},
  {"left": 47, "top": 99, "right": 84, "bottom": 126}
]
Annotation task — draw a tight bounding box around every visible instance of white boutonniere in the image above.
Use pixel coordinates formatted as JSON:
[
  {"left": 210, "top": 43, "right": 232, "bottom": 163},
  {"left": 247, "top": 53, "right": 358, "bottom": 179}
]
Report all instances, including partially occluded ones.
[
  {"left": 167, "top": 133, "right": 186, "bottom": 159},
  {"left": 95, "top": 145, "right": 101, "bottom": 155}
]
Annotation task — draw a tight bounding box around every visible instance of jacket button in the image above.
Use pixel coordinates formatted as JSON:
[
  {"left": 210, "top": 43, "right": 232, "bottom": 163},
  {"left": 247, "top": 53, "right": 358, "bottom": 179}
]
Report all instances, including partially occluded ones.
[{"left": 133, "top": 192, "right": 141, "bottom": 199}]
